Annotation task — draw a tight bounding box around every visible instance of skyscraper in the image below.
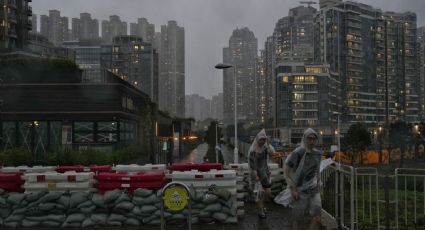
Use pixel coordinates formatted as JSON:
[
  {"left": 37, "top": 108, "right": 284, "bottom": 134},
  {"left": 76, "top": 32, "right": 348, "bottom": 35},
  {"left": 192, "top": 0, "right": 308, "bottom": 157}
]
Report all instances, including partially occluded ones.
[
  {"left": 0, "top": 0, "right": 32, "bottom": 49},
  {"left": 40, "top": 15, "right": 49, "bottom": 39},
  {"left": 79, "top": 13, "right": 99, "bottom": 40},
  {"left": 273, "top": 6, "right": 317, "bottom": 63},
  {"left": 314, "top": 1, "right": 419, "bottom": 123},
  {"left": 130, "top": 18, "right": 155, "bottom": 43},
  {"left": 47, "top": 10, "right": 67, "bottom": 46},
  {"left": 111, "top": 35, "right": 159, "bottom": 103},
  {"left": 71, "top": 18, "right": 80, "bottom": 40},
  {"left": 222, "top": 27, "right": 258, "bottom": 125},
  {"left": 211, "top": 93, "right": 224, "bottom": 121},
  {"left": 418, "top": 27, "right": 425, "bottom": 119},
  {"left": 102, "top": 15, "right": 127, "bottom": 44},
  {"left": 157, "top": 21, "right": 185, "bottom": 117}
]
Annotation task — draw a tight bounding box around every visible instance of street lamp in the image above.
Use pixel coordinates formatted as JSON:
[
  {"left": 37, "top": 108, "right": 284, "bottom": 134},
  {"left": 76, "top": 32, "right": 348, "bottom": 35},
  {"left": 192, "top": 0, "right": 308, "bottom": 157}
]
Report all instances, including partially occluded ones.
[
  {"left": 215, "top": 63, "right": 238, "bottom": 163},
  {"left": 215, "top": 122, "right": 223, "bottom": 163},
  {"left": 333, "top": 112, "right": 341, "bottom": 167}
]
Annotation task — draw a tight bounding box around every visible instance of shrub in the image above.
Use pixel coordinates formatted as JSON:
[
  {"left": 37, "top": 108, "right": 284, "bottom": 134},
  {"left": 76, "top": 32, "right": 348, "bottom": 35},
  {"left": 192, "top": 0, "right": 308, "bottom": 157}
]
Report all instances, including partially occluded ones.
[{"left": 0, "top": 148, "right": 33, "bottom": 166}]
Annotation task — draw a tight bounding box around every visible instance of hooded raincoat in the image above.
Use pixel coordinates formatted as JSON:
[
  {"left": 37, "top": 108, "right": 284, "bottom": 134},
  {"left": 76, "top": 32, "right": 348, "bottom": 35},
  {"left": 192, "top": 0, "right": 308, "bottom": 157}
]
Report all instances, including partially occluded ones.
[{"left": 248, "top": 129, "right": 275, "bottom": 190}]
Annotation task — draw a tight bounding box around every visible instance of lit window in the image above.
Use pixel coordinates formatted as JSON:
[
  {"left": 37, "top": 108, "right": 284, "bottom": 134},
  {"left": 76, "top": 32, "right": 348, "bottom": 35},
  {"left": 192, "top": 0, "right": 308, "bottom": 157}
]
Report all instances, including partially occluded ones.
[{"left": 282, "top": 76, "right": 288, "bottom": 83}]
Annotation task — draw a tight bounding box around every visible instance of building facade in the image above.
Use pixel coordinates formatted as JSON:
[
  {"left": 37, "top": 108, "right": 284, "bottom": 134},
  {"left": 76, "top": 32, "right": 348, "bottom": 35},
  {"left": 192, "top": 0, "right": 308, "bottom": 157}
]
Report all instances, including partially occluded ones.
[
  {"left": 157, "top": 21, "right": 185, "bottom": 117},
  {"left": 275, "top": 62, "right": 341, "bottom": 145},
  {"left": 130, "top": 18, "right": 155, "bottom": 43},
  {"left": 418, "top": 27, "right": 425, "bottom": 119},
  {"left": 314, "top": 1, "right": 419, "bottom": 123},
  {"left": 111, "top": 35, "right": 159, "bottom": 103},
  {"left": 72, "top": 13, "right": 99, "bottom": 41},
  {"left": 0, "top": 0, "right": 32, "bottom": 49},
  {"left": 222, "top": 27, "right": 258, "bottom": 126},
  {"left": 101, "top": 15, "right": 127, "bottom": 44}
]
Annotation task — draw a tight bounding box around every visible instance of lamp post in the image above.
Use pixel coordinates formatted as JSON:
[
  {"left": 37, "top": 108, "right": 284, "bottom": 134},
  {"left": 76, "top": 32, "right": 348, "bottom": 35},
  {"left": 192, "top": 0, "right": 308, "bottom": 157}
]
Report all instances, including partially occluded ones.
[
  {"left": 215, "top": 63, "right": 238, "bottom": 163},
  {"left": 215, "top": 122, "right": 223, "bottom": 163},
  {"left": 333, "top": 112, "right": 341, "bottom": 167}
]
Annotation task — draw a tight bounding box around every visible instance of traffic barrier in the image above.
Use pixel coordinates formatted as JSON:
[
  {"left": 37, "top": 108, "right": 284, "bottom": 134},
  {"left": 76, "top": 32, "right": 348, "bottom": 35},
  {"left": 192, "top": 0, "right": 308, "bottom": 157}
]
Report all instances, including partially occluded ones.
[
  {"left": 0, "top": 172, "right": 23, "bottom": 192},
  {"left": 96, "top": 172, "right": 168, "bottom": 193},
  {"left": 171, "top": 170, "right": 237, "bottom": 194},
  {"left": 168, "top": 163, "right": 223, "bottom": 172},
  {"left": 113, "top": 164, "right": 167, "bottom": 172},
  {"left": 24, "top": 172, "right": 94, "bottom": 183},
  {"left": 56, "top": 165, "right": 112, "bottom": 173},
  {"left": 23, "top": 171, "right": 95, "bottom": 193},
  {"left": 0, "top": 166, "right": 56, "bottom": 173}
]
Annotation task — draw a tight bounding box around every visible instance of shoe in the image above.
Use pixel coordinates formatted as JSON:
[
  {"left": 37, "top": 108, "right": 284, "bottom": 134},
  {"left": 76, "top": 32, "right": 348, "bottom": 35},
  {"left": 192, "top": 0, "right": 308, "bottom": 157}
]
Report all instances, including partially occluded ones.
[{"left": 258, "top": 212, "right": 267, "bottom": 219}]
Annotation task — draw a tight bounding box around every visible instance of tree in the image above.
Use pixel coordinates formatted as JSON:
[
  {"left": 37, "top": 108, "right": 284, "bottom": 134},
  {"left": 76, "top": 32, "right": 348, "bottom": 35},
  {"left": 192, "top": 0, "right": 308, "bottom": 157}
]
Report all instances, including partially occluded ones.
[{"left": 343, "top": 123, "right": 372, "bottom": 164}]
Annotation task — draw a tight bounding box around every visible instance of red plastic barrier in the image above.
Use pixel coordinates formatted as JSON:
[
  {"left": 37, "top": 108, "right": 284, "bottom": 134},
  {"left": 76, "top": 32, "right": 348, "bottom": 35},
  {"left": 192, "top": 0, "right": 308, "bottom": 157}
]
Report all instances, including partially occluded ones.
[
  {"left": 0, "top": 172, "right": 23, "bottom": 192},
  {"left": 167, "top": 163, "right": 223, "bottom": 172},
  {"left": 56, "top": 166, "right": 85, "bottom": 173},
  {"left": 90, "top": 165, "right": 112, "bottom": 173}
]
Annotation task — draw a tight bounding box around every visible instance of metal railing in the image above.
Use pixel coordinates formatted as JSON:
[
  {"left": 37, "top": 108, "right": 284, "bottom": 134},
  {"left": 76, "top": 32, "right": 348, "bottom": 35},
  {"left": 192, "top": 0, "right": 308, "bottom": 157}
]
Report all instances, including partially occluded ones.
[
  {"left": 321, "top": 165, "right": 425, "bottom": 230},
  {"left": 321, "top": 163, "right": 355, "bottom": 230}
]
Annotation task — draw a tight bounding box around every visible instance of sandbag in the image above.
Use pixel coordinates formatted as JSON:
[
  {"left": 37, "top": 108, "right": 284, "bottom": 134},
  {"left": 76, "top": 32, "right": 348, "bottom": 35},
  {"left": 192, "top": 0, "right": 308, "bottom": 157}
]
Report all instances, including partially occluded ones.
[
  {"left": 134, "top": 188, "right": 153, "bottom": 197},
  {"left": 82, "top": 218, "right": 95, "bottom": 228},
  {"left": 39, "top": 191, "right": 64, "bottom": 203},
  {"left": 147, "top": 218, "right": 161, "bottom": 225},
  {"left": 81, "top": 205, "right": 96, "bottom": 214},
  {"left": 108, "top": 213, "right": 126, "bottom": 222},
  {"left": 193, "top": 203, "right": 206, "bottom": 209},
  {"left": 113, "top": 193, "right": 130, "bottom": 206},
  {"left": 211, "top": 188, "right": 231, "bottom": 200},
  {"left": 212, "top": 212, "right": 228, "bottom": 222},
  {"left": 22, "top": 219, "right": 40, "bottom": 227},
  {"left": 4, "top": 221, "right": 20, "bottom": 228},
  {"left": 5, "top": 214, "right": 24, "bottom": 223},
  {"left": 204, "top": 203, "right": 222, "bottom": 212},
  {"left": 65, "top": 213, "right": 86, "bottom": 223},
  {"left": 26, "top": 190, "right": 48, "bottom": 202},
  {"left": 38, "top": 202, "right": 56, "bottom": 212},
  {"left": 132, "top": 196, "right": 144, "bottom": 206},
  {"left": 7, "top": 193, "right": 26, "bottom": 206},
  {"left": 90, "top": 213, "right": 108, "bottom": 224},
  {"left": 0, "top": 196, "right": 6, "bottom": 207},
  {"left": 171, "top": 213, "right": 185, "bottom": 220},
  {"left": 70, "top": 192, "right": 89, "bottom": 208},
  {"left": 114, "top": 201, "right": 134, "bottom": 212},
  {"left": 12, "top": 207, "right": 27, "bottom": 215},
  {"left": 91, "top": 193, "right": 105, "bottom": 207},
  {"left": 0, "top": 208, "right": 11, "bottom": 218},
  {"left": 104, "top": 190, "right": 122, "bottom": 204},
  {"left": 198, "top": 211, "right": 211, "bottom": 218},
  {"left": 124, "top": 218, "right": 140, "bottom": 226},
  {"left": 132, "top": 206, "right": 142, "bottom": 216},
  {"left": 224, "top": 216, "right": 238, "bottom": 223},
  {"left": 57, "top": 195, "right": 70, "bottom": 208},
  {"left": 106, "top": 220, "right": 122, "bottom": 226},
  {"left": 140, "top": 193, "right": 158, "bottom": 205},
  {"left": 202, "top": 194, "right": 218, "bottom": 204},
  {"left": 61, "top": 222, "right": 81, "bottom": 228},
  {"left": 43, "top": 220, "right": 62, "bottom": 227},
  {"left": 140, "top": 205, "right": 157, "bottom": 213},
  {"left": 77, "top": 200, "right": 93, "bottom": 209},
  {"left": 194, "top": 192, "right": 205, "bottom": 202}
]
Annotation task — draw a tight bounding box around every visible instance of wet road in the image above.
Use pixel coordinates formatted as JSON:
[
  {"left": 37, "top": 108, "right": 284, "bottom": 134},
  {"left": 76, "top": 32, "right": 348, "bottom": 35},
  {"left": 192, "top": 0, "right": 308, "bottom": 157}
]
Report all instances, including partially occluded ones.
[{"left": 180, "top": 143, "right": 246, "bottom": 164}]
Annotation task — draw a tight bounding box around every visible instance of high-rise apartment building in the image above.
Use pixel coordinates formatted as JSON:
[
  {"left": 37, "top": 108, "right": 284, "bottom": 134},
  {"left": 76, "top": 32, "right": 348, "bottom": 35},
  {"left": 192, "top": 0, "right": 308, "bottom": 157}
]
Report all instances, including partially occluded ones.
[
  {"left": 101, "top": 15, "right": 127, "bottom": 44},
  {"left": 111, "top": 35, "right": 159, "bottom": 103},
  {"left": 39, "top": 10, "right": 69, "bottom": 46},
  {"left": 418, "top": 27, "right": 425, "bottom": 119},
  {"left": 314, "top": 1, "right": 419, "bottom": 123},
  {"left": 77, "top": 13, "right": 99, "bottom": 40},
  {"left": 0, "top": 0, "right": 32, "bottom": 49},
  {"left": 273, "top": 6, "right": 316, "bottom": 63},
  {"left": 222, "top": 27, "right": 258, "bottom": 125},
  {"left": 185, "top": 94, "right": 212, "bottom": 121},
  {"left": 130, "top": 18, "right": 155, "bottom": 43},
  {"left": 157, "top": 21, "right": 185, "bottom": 117},
  {"left": 71, "top": 18, "right": 80, "bottom": 40},
  {"left": 275, "top": 62, "right": 341, "bottom": 144},
  {"left": 211, "top": 93, "right": 223, "bottom": 121}
]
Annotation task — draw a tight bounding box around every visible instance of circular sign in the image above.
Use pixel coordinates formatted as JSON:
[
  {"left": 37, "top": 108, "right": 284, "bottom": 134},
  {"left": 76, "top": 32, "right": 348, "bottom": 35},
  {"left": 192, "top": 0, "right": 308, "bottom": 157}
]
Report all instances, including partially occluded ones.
[{"left": 163, "top": 185, "right": 188, "bottom": 211}]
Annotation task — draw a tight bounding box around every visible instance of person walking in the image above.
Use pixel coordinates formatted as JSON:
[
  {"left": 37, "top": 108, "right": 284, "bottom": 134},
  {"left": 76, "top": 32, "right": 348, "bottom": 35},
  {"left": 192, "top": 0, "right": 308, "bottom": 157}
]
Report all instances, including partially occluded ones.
[
  {"left": 282, "top": 128, "right": 322, "bottom": 230},
  {"left": 248, "top": 129, "right": 275, "bottom": 219}
]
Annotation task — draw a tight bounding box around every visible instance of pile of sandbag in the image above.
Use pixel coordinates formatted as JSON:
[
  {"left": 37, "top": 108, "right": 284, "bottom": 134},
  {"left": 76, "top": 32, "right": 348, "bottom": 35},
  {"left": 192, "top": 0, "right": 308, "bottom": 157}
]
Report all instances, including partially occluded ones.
[{"left": 0, "top": 186, "right": 237, "bottom": 228}]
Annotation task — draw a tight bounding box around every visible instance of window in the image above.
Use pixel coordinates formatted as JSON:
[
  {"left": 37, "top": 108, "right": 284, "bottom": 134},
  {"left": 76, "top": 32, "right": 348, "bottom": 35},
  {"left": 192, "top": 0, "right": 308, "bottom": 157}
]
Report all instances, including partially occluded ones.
[{"left": 282, "top": 76, "right": 288, "bottom": 83}]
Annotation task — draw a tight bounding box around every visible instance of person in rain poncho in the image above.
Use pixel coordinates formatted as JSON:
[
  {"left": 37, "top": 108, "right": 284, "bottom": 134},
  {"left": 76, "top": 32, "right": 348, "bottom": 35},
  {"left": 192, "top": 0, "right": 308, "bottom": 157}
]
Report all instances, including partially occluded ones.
[
  {"left": 248, "top": 129, "right": 275, "bottom": 219},
  {"left": 282, "top": 128, "right": 322, "bottom": 230}
]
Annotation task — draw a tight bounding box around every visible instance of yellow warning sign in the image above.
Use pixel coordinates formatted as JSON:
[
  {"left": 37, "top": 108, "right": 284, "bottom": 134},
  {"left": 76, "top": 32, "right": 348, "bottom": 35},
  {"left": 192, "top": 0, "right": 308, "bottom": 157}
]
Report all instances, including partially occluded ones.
[{"left": 164, "top": 186, "right": 188, "bottom": 211}]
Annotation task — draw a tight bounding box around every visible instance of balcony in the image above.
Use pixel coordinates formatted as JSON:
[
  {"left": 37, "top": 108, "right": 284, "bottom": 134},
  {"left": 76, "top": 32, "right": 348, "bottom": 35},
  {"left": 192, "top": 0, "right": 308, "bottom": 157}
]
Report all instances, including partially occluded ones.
[
  {"left": 7, "top": 0, "right": 17, "bottom": 8},
  {"left": 8, "top": 30, "right": 17, "bottom": 38},
  {"left": 8, "top": 14, "right": 17, "bottom": 24}
]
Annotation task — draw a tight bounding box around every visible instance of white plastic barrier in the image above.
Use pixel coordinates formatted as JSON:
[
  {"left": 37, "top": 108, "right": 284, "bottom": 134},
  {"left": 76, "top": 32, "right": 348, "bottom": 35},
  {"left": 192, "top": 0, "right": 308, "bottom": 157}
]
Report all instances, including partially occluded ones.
[
  {"left": 113, "top": 164, "right": 167, "bottom": 172},
  {"left": 23, "top": 171, "right": 95, "bottom": 192},
  {"left": 0, "top": 166, "right": 56, "bottom": 173},
  {"left": 24, "top": 172, "right": 94, "bottom": 183},
  {"left": 171, "top": 169, "right": 237, "bottom": 194}
]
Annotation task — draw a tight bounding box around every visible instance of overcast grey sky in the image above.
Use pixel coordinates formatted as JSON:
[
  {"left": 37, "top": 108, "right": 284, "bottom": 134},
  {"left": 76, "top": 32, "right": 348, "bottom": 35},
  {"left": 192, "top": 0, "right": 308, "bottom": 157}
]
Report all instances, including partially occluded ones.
[{"left": 33, "top": 0, "right": 425, "bottom": 99}]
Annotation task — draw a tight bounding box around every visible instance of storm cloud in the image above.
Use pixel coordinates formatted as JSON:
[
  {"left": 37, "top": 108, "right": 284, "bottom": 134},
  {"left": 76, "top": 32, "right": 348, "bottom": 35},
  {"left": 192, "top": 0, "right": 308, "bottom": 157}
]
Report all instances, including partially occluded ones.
[{"left": 32, "top": 0, "right": 425, "bottom": 99}]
